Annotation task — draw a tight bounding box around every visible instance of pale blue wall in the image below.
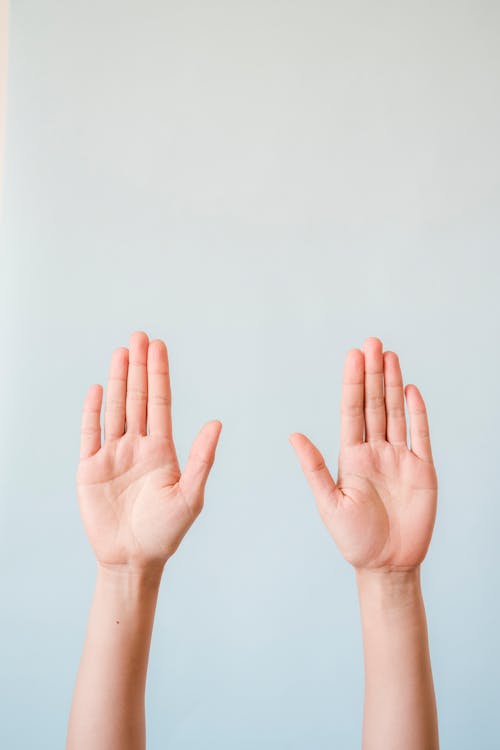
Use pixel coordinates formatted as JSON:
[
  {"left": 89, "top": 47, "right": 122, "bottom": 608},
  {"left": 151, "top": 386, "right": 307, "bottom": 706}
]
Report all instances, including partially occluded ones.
[{"left": 1, "top": 2, "right": 500, "bottom": 747}]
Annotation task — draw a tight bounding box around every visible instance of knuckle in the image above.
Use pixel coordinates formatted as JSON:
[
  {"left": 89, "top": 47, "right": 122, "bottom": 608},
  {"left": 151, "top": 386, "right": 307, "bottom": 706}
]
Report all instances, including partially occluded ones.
[
  {"left": 387, "top": 407, "right": 405, "bottom": 419},
  {"left": 309, "top": 460, "right": 326, "bottom": 474},
  {"left": 341, "top": 404, "right": 364, "bottom": 417},
  {"left": 80, "top": 426, "right": 100, "bottom": 436},
  {"left": 126, "top": 389, "right": 147, "bottom": 403},
  {"left": 365, "top": 394, "right": 385, "bottom": 409},
  {"left": 105, "top": 397, "right": 125, "bottom": 411},
  {"left": 416, "top": 428, "right": 430, "bottom": 439},
  {"left": 149, "top": 394, "right": 171, "bottom": 407}
]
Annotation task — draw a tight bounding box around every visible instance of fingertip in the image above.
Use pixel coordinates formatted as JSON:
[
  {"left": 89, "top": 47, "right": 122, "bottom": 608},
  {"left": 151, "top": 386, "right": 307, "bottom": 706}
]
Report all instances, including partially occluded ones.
[
  {"left": 383, "top": 351, "right": 403, "bottom": 384},
  {"left": 405, "top": 384, "right": 426, "bottom": 408},
  {"left": 85, "top": 383, "right": 103, "bottom": 404},
  {"left": 363, "top": 338, "right": 384, "bottom": 379},
  {"left": 208, "top": 419, "right": 223, "bottom": 434},
  {"left": 149, "top": 338, "right": 168, "bottom": 353},
  {"left": 383, "top": 350, "right": 399, "bottom": 363},
  {"left": 129, "top": 330, "right": 150, "bottom": 351},
  {"left": 147, "top": 339, "right": 169, "bottom": 371},
  {"left": 343, "top": 348, "right": 365, "bottom": 382},
  {"left": 363, "top": 336, "right": 383, "bottom": 352},
  {"left": 346, "top": 347, "right": 364, "bottom": 362},
  {"left": 110, "top": 347, "right": 129, "bottom": 371},
  {"left": 201, "top": 420, "right": 223, "bottom": 450}
]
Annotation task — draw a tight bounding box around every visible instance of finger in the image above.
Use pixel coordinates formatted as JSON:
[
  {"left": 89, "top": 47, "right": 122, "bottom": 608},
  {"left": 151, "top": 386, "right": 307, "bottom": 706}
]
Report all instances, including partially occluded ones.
[
  {"left": 363, "top": 337, "right": 386, "bottom": 442},
  {"left": 340, "top": 349, "right": 365, "bottom": 447},
  {"left": 147, "top": 339, "right": 172, "bottom": 439},
  {"left": 289, "top": 433, "right": 338, "bottom": 518},
  {"left": 104, "top": 347, "right": 129, "bottom": 440},
  {"left": 406, "top": 384, "right": 433, "bottom": 462},
  {"left": 179, "top": 420, "right": 223, "bottom": 514},
  {"left": 126, "top": 331, "right": 149, "bottom": 435},
  {"left": 383, "top": 351, "right": 407, "bottom": 445},
  {"left": 80, "top": 384, "right": 103, "bottom": 459}
]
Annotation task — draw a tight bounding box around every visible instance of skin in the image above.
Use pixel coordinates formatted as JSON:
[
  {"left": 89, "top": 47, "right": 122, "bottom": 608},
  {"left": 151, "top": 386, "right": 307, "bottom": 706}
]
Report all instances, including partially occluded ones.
[
  {"left": 66, "top": 331, "right": 222, "bottom": 750},
  {"left": 290, "top": 337, "right": 439, "bottom": 750}
]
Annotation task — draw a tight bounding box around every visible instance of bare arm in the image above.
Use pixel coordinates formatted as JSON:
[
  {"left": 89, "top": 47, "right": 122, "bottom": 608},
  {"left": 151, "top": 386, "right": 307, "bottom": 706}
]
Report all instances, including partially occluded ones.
[
  {"left": 291, "top": 337, "right": 439, "bottom": 750},
  {"left": 66, "top": 331, "right": 222, "bottom": 750},
  {"left": 357, "top": 568, "right": 438, "bottom": 749},
  {"left": 67, "top": 565, "right": 162, "bottom": 749}
]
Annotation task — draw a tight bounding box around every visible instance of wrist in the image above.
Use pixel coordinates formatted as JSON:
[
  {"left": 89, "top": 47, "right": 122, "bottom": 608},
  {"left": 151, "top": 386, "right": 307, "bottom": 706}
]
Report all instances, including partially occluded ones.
[
  {"left": 96, "top": 561, "right": 164, "bottom": 595},
  {"left": 356, "top": 566, "right": 423, "bottom": 614}
]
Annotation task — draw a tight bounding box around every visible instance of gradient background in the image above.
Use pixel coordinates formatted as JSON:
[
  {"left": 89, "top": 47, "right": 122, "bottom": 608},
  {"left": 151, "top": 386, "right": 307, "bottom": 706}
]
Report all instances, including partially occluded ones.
[{"left": 1, "top": 2, "right": 500, "bottom": 747}]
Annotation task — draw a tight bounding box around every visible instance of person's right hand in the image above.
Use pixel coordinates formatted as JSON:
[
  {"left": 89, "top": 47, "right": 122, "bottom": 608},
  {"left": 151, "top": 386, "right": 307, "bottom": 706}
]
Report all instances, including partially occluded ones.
[
  {"left": 290, "top": 338, "right": 437, "bottom": 572},
  {"left": 77, "top": 331, "right": 222, "bottom": 572}
]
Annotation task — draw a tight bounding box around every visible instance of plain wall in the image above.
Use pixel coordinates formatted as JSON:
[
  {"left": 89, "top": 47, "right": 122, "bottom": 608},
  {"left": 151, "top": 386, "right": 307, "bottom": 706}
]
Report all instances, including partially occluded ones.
[
  {"left": 0, "top": 0, "right": 8, "bottom": 203},
  {"left": 1, "top": 1, "right": 500, "bottom": 747}
]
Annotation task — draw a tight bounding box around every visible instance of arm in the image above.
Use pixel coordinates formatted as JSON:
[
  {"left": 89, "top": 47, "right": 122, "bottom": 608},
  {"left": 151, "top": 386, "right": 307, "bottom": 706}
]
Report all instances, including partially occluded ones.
[
  {"left": 66, "top": 331, "right": 222, "bottom": 750},
  {"left": 356, "top": 568, "right": 438, "bottom": 749},
  {"left": 290, "top": 337, "right": 439, "bottom": 750},
  {"left": 67, "top": 566, "right": 162, "bottom": 749}
]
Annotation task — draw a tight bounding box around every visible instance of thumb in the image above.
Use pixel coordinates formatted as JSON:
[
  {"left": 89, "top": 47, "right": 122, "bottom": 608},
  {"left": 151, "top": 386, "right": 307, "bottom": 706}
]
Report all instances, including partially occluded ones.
[
  {"left": 179, "top": 420, "right": 222, "bottom": 514},
  {"left": 289, "top": 432, "right": 339, "bottom": 517}
]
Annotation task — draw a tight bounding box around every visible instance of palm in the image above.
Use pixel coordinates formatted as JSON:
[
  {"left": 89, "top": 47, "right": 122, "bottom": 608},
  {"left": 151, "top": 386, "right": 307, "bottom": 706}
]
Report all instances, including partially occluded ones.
[
  {"left": 333, "top": 442, "right": 437, "bottom": 569},
  {"left": 291, "top": 338, "right": 437, "bottom": 572},
  {"left": 77, "top": 332, "right": 221, "bottom": 570},
  {"left": 78, "top": 436, "right": 192, "bottom": 566}
]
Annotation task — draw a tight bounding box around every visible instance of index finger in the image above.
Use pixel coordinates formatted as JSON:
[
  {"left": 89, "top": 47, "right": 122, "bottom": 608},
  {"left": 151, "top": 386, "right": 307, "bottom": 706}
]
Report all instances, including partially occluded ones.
[
  {"left": 80, "top": 384, "right": 103, "bottom": 459},
  {"left": 340, "top": 349, "right": 365, "bottom": 448},
  {"left": 147, "top": 339, "right": 173, "bottom": 439}
]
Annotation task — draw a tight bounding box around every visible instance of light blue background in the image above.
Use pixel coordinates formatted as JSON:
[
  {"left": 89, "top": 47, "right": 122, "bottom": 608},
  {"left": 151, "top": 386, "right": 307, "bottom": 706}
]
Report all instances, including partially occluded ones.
[{"left": 1, "top": 1, "right": 500, "bottom": 747}]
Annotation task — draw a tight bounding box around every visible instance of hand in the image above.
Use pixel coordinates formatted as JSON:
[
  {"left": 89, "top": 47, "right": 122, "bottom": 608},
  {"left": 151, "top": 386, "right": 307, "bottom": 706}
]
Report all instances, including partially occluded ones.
[
  {"left": 77, "top": 331, "right": 222, "bottom": 572},
  {"left": 290, "top": 338, "right": 437, "bottom": 572}
]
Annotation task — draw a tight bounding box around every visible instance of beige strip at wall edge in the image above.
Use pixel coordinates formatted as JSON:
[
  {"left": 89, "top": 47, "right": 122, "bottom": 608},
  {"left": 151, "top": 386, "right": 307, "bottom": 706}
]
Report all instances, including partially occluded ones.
[{"left": 0, "top": 0, "right": 8, "bottom": 214}]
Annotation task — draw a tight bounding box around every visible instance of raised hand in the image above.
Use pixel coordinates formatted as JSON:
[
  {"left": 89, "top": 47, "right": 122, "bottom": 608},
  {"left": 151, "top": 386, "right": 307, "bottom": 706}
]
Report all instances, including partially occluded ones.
[
  {"left": 290, "top": 337, "right": 437, "bottom": 572},
  {"left": 77, "top": 331, "right": 222, "bottom": 571}
]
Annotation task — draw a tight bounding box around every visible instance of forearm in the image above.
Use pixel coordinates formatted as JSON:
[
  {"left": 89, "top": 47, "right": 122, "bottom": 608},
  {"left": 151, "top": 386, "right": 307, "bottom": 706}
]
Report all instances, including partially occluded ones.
[
  {"left": 356, "top": 568, "right": 439, "bottom": 750},
  {"left": 66, "top": 564, "right": 163, "bottom": 750}
]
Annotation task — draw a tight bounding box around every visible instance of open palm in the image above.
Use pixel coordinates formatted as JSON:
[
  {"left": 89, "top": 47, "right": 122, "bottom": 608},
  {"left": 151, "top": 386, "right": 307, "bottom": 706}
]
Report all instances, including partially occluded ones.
[
  {"left": 77, "top": 332, "right": 222, "bottom": 570},
  {"left": 291, "top": 338, "right": 437, "bottom": 571}
]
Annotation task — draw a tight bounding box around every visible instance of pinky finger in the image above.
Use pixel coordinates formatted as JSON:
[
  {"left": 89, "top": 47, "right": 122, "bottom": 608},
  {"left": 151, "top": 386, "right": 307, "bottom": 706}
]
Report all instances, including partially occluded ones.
[
  {"left": 406, "top": 384, "right": 433, "bottom": 462},
  {"left": 80, "top": 384, "right": 103, "bottom": 459}
]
